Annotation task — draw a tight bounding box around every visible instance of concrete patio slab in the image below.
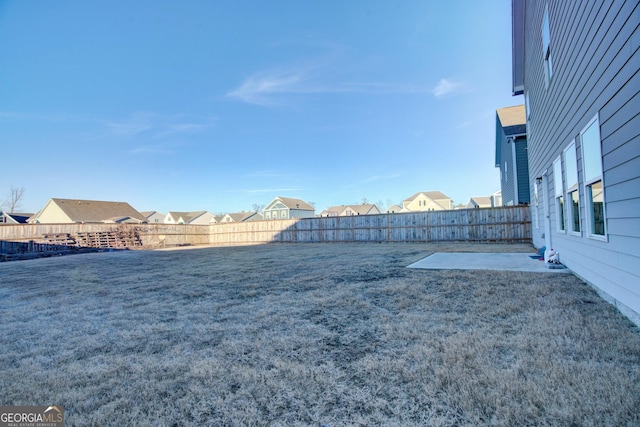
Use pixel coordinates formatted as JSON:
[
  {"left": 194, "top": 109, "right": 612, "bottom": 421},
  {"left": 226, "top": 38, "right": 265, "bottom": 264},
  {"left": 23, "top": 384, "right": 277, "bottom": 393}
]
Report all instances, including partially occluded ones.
[{"left": 407, "top": 252, "right": 571, "bottom": 273}]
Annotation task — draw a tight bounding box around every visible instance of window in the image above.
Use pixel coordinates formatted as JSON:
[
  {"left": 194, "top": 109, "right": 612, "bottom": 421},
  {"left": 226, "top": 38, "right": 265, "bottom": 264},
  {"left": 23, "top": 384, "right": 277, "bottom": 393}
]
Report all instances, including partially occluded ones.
[
  {"left": 581, "top": 115, "right": 606, "bottom": 238},
  {"left": 564, "top": 141, "right": 580, "bottom": 234},
  {"left": 542, "top": 6, "right": 553, "bottom": 87},
  {"left": 553, "top": 157, "right": 565, "bottom": 231}
]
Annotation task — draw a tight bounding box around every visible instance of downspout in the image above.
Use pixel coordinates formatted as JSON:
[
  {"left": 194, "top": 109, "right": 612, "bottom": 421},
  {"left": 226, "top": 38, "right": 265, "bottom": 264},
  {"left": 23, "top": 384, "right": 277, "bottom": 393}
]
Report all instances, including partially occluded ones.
[{"left": 511, "top": 137, "right": 519, "bottom": 204}]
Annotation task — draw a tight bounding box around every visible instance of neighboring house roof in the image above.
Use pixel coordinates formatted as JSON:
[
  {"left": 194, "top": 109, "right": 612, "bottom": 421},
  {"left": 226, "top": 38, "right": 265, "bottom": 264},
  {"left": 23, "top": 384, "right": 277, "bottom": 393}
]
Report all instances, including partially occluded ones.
[
  {"left": 265, "top": 196, "right": 315, "bottom": 211},
  {"left": 496, "top": 105, "right": 527, "bottom": 174},
  {"left": 387, "top": 204, "right": 403, "bottom": 213},
  {"left": 496, "top": 105, "right": 526, "bottom": 128},
  {"left": 323, "top": 204, "right": 380, "bottom": 216},
  {"left": 467, "top": 197, "right": 493, "bottom": 208},
  {"left": 497, "top": 105, "right": 526, "bottom": 136},
  {"left": 211, "top": 214, "right": 225, "bottom": 224},
  {"left": 404, "top": 191, "right": 451, "bottom": 203},
  {"left": 141, "top": 211, "right": 165, "bottom": 223},
  {"left": 0, "top": 212, "right": 33, "bottom": 224},
  {"left": 29, "top": 198, "right": 146, "bottom": 224},
  {"left": 166, "top": 211, "right": 208, "bottom": 224},
  {"left": 220, "top": 212, "right": 261, "bottom": 222},
  {"left": 402, "top": 191, "right": 453, "bottom": 210}
]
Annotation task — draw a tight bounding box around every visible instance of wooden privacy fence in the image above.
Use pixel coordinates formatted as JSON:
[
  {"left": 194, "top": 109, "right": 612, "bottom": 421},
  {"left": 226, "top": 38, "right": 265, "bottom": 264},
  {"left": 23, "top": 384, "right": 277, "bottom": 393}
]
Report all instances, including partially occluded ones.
[
  {"left": 210, "top": 206, "right": 532, "bottom": 245},
  {"left": 0, "top": 206, "right": 531, "bottom": 254}
]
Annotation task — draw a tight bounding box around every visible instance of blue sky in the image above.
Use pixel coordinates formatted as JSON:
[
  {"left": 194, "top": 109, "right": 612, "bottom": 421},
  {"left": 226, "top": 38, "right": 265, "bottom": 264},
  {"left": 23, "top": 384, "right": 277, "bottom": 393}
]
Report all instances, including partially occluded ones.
[{"left": 1, "top": 1, "right": 522, "bottom": 214}]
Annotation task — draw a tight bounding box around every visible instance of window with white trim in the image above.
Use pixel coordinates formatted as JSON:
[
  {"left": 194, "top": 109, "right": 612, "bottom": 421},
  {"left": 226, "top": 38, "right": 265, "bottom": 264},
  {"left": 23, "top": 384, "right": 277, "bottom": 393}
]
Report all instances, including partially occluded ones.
[
  {"left": 564, "top": 141, "right": 580, "bottom": 234},
  {"left": 553, "top": 157, "right": 565, "bottom": 231},
  {"left": 542, "top": 6, "right": 553, "bottom": 87},
  {"left": 581, "top": 115, "right": 606, "bottom": 238}
]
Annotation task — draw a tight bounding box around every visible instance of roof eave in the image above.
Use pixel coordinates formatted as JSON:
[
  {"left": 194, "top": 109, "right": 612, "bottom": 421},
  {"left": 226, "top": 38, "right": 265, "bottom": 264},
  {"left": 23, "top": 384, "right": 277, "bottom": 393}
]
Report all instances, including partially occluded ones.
[{"left": 512, "top": 0, "right": 525, "bottom": 96}]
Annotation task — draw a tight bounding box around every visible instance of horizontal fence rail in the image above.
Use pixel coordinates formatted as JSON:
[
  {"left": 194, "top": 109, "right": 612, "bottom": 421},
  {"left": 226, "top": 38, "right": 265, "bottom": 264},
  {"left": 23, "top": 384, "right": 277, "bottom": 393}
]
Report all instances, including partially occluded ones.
[{"left": 1, "top": 207, "right": 531, "bottom": 257}]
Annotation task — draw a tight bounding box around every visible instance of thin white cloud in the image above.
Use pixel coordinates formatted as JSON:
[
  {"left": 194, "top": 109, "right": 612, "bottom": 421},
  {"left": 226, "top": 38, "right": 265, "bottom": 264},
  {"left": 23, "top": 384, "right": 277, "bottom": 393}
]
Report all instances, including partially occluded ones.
[
  {"left": 244, "top": 187, "right": 305, "bottom": 194},
  {"left": 433, "top": 78, "right": 470, "bottom": 98},
  {"left": 362, "top": 173, "right": 403, "bottom": 184},
  {"left": 227, "top": 57, "right": 432, "bottom": 107},
  {"left": 104, "top": 112, "right": 217, "bottom": 138},
  {"left": 105, "top": 111, "right": 155, "bottom": 137},
  {"left": 127, "top": 146, "right": 174, "bottom": 155},
  {"left": 227, "top": 68, "right": 313, "bottom": 106},
  {"left": 247, "top": 170, "right": 288, "bottom": 178}
]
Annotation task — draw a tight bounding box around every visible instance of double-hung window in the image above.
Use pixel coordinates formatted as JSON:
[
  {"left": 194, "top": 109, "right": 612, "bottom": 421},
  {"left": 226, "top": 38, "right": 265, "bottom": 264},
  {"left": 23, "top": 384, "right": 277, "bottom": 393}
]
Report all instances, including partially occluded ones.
[
  {"left": 564, "top": 141, "right": 580, "bottom": 234},
  {"left": 542, "top": 6, "right": 553, "bottom": 87},
  {"left": 581, "top": 115, "right": 606, "bottom": 238},
  {"left": 553, "top": 157, "right": 565, "bottom": 231}
]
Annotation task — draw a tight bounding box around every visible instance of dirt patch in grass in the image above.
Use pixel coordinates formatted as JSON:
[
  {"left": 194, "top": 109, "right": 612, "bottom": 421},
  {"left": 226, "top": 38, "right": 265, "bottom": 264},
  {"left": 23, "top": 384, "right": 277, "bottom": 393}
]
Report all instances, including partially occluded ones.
[{"left": 1, "top": 243, "right": 639, "bottom": 426}]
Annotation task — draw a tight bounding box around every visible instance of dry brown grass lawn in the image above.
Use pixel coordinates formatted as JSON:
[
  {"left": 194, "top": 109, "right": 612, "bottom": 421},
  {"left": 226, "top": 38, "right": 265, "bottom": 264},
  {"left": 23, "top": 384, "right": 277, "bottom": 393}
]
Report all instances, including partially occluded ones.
[{"left": 1, "top": 243, "right": 639, "bottom": 426}]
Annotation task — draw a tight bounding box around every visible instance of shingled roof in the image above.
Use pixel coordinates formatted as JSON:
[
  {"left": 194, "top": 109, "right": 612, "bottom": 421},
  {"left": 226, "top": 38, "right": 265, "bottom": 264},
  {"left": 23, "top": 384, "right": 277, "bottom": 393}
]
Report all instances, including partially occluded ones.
[
  {"left": 30, "top": 198, "right": 146, "bottom": 224},
  {"left": 272, "top": 196, "right": 315, "bottom": 211}
]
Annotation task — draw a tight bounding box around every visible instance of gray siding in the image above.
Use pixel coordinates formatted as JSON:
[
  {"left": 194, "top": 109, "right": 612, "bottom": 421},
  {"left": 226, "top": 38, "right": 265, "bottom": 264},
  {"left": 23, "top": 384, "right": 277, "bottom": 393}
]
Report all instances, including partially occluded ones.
[
  {"left": 496, "top": 118, "right": 528, "bottom": 206},
  {"left": 515, "top": 139, "right": 530, "bottom": 204},
  {"left": 497, "top": 130, "right": 516, "bottom": 205},
  {"left": 521, "top": 0, "right": 640, "bottom": 323}
]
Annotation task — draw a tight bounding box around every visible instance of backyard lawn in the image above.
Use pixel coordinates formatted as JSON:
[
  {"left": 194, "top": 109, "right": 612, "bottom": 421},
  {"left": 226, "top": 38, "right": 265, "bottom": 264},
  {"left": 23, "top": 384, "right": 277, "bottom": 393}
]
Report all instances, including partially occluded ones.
[{"left": 1, "top": 243, "right": 639, "bottom": 426}]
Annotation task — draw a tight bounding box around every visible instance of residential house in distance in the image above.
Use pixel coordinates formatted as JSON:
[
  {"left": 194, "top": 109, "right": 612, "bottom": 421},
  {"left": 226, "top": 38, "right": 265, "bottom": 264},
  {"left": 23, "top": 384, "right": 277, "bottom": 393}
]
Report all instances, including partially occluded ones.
[
  {"left": 512, "top": 0, "right": 639, "bottom": 323},
  {"left": 0, "top": 212, "right": 33, "bottom": 225},
  {"left": 141, "top": 211, "right": 165, "bottom": 224},
  {"left": 402, "top": 191, "right": 453, "bottom": 212},
  {"left": 386, "top": 204, "right": 403, "bottom": 213},
  {"left": 263, "top": 196, "right": 315, "bottom": 220},
  {"left": 164, "top": 211, "right": 215, "bottom": 225},
  {"left": 466, "top": 191, "right": 502, "bottom": 209},
  {"left": 219, "top": 212, "right": 263, "bottom": 223},
  {"left": 321, "top": 203, "right": 381, "bottom": 217},
  {"left": 496, "top": 104, "right": 529, "bottom": 206},
  {"left": 210, "top": 214, "right": 225, "bottom": 224},
  {"left": 28, "top": 198, "right": 146, "bottom": 224},
  {"left": 467, "top": 197, "right": 493, "bottom": 209}
]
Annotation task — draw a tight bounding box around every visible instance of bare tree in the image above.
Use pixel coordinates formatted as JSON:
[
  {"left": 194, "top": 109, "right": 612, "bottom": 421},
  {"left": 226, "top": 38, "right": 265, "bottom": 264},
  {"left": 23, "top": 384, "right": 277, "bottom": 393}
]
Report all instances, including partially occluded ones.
[
  {"left": 252, "top": 203, "right": 264, "bottom": 213},
  {"left": 2, "top": 186, "right": 25, "bottom": 213},
  {"left": 376, "top": 199, "right": 387, "bottom": 212}
]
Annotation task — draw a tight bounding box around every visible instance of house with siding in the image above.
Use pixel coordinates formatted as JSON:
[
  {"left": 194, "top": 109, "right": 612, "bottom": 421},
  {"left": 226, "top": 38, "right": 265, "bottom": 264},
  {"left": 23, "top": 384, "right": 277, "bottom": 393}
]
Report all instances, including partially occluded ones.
[
  {"left": 263, "top": 196, "right": 315, "bottom": 220},
  {"left": 28, "top": 198, "right": 146, "bottom": 224},
  {"left": 0, "top": 212, "right": 33, "bottom": 225},
  {"left": 141, "top": 211, "right": 165, "bottom": 224},
  {"left": 219, "top": 212, "right": 263, "bottom": 223},
  {"left": 466, "top": 197, "right": 493, "bottom": 209},
  {"left": 496, "top": 105, "right": 530, "bottom": 206},
  {"left": 386, "top": 204, "right": 402, "bottom": 213},
  {"left": 512, "top": 0, "right": 640, "bottom": 324},
  {"left": 402, "top": 191, "right": 453, "bottom": 211},
  {"left": 164, "top": 211, "right": 215, "bottom": 225},
  {"left": 321, "top": 203, "right": 382, "bottom": 217}
]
